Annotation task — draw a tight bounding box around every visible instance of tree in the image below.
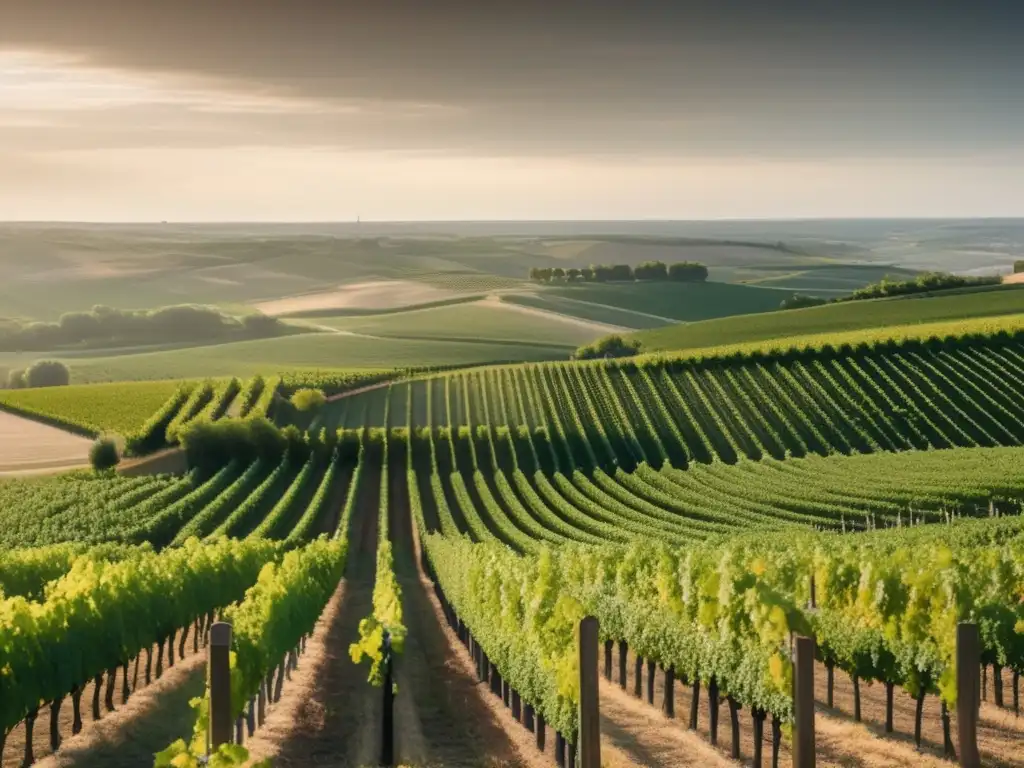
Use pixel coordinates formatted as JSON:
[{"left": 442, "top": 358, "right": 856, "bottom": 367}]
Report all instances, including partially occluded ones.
[
  {"left": 566, "top": 268, "right": 582, "bottom": 281},
  {"left": 1014, "top": 261, "right": 1024, "bottom": 274},
  {"left": 25, "top": 360, "right": 70, "bottom": 388},
  {"left": 573, "top": 334, "right": 642, "bottom": 360},
  {"left": 89, "top": 437, "right": 121, "bottom": 472},
  {"left": 530, "top": 268, "right": 553, "bottom": 283},
  {"left": 633, "top": 261, "right": 668, "bottom": 281},
  {"left": 290, "top": 388, "right": 326, "bottom": 413},
  {"left": 668, "top": 262, "right": 709, "bottom": 282},
  {"left": 590, "top": 264, "right": 613, "bottom": 282},
  {"left": 609, "top": 264, "right": 634, "bottom": 281},
  {"left": 780, "top": 294, "right": 828, "bottom": 310},
  {"left": 551, "top": 267, "right": 566, "bottom": 282},
  {"left": 241, "top": 313, "right": 282, "bottom": 337},
  {"left": 6, "top": 368, "right": 25, "bottom": 389}
]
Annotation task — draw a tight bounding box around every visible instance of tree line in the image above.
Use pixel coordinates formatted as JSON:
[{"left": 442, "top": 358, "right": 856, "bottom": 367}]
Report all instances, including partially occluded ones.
[
  {"left": 780, "top": 272, "right": 1004, "bottom": 310},
  {"left": 529, "top": 261, "right": 709, "bottom": 284},
  {"left": 0, "top": 304, "right": 286, "bottom": 352}
]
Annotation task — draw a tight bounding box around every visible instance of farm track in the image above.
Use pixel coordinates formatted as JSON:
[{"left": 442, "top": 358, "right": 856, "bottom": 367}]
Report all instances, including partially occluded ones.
[
  {"left": 0, "top": 410, "right": 89, "bottom": 476},
  {"left": 246, "top": 462, "right": 382, "bottom": 767},
  {"left": 391, "top": 462, "right": 541, "bottom": 767},
  {"left": 3, "top": 634, "right": 207, "bottom": 768}
]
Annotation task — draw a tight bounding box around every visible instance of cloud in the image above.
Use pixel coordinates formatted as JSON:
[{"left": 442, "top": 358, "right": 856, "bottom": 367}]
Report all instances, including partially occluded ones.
[{"left": 0, "top": 1, "right": 1021, "bottom": 160}]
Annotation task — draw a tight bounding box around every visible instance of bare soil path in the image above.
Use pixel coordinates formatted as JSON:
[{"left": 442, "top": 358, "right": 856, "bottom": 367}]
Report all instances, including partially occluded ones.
[
  {"left": 244, "top": 463, "right": 382, "bottom": 768},
  {"left": 0, "top": 410, "right": 89, "bottom": 475},
  {"left": 3, "top": 631, "right": 208, "bottom": 768},
  {"left": 390, "top": 463, "right": 540, "bottom": 767}
]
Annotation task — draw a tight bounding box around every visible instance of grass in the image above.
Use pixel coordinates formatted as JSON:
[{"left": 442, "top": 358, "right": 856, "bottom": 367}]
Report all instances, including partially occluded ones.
[
  {"left": 734, "top": 263, "right": 921, "bottom": 295},
  {"left": 502, "top": 294, "right": 666, "bottom": 329},
  {"left": 32, "top": 333, "right": 570, "bottom": 383},
  {"left": 302, "top": 300, "right": 605, "bottom": 347},
  {"left": 638, "top": 313, "right": 1024, "bottom": 364},
  {"left": 507, "top": 281, "right": 791, "bottom": 328},
  {"left": 630, "top": 283, "right": 1024, "bottom": 352},
  {"left": 0, "top": 380, "right": 189, "bottom": 436}
]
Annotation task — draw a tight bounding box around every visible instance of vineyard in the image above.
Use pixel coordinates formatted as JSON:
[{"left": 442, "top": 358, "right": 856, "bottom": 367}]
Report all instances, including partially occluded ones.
[
  {"left": 3, "top": 324, "right": 1024, "bottom": 767},
  {"left": 317, "top": 329, "right": 1024, "bottom": 467}
]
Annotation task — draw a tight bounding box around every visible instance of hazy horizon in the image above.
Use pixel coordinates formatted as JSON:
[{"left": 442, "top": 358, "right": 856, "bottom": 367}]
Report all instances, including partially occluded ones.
[{"left": 3, "top": 1, "right": 1023, "bottom": 221}]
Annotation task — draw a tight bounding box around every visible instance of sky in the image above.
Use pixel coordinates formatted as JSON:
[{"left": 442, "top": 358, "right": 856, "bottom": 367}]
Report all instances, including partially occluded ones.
[{"left": 1, "top": 0, "right": 1023, "bottom": 221}]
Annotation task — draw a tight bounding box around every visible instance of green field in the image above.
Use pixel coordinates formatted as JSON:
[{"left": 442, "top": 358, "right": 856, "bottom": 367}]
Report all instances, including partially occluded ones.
[
  {"left": 629, "top": 283, "right": 1024, "bottom": 352},
  {"left": 506, "top": 280, "right": 791, "bottom": 329},
  {"left": 0, "top": 380, "right": 189, "bottom": 436},
  {"left": 8, "top": 332, "right": 567, "bottom": 384},
  {"left": 301, "top": 299, "right": 605, "bottom": 348},
  {"left": 733, "top": 262, "right": 921, "bottom": 294}
]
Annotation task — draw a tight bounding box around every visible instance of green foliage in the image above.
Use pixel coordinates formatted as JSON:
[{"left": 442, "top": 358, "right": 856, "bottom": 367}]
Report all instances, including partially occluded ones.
[
  {"left": 225, "top": 537, "right": 346, "bottom": 710},
  {"left": 165, "top": 380, "right": 217, "bottom": 444},
  {"left": 631, "top": 289, "right": 1024, "bottom": 354},
  {"left": 0, "top": 537, "right": 278, "bottom": 737},
  {"left": 123, "top": 383, "right": 196, "bottom": 455},
  {"left": 843, "top": 272, "right": 1002, "bottom": 301},
  {"left": 633, "top": 260, "right": 668, "bottom": 280},
  {"left": 25, "top": 359, "right": 70, "bottom": 388},
  {"left": 0, "top": 303, "right": 286, "bottom": 352},
  {"left": 780, "top": 293, "right": 828, "bottom": 310},
  {"left": 573, "top": 335, "right": 642, "bottom": 360},
  {"left": 531, "top": 261, "right": 707, "bottom": 284},
  {"left": 667, "top": 261, "right": 710, "bottom": 282},
  {"left": 279, "top": 370, "right": 394, "bottom": 397},
  {"left": 1015, "top": 260, "right": 1024, "bottom": 274},
  {"left": 179, "top": 416, "right": 288, "bottom": 475},
  {"left": 351, "top": 431, "right": 406, "bottom": 685},
  {"left": 290, "top": 387, "right": 327, "bottom": 414},
  {"left": 0, "top": 379, "right": 190, "bottom": 442},
  {"left": 89, "top": 436, "right": 120, "bottom": 471},
  {"left": 6, "top": 368, "right": 25, "bottom": 389}
]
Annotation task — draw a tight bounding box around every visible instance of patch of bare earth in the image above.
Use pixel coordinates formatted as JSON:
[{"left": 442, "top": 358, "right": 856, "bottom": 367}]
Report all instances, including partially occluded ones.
[
  {"left": 606, "top": 642, "right": 1024, "bottom": 767},
  {"left": 607, "top": 642, "right": 787, "bottom": 768},
  {"left": 1002, "top": 272, "right": 1024, "bottom": 284},
  {"left": 243, "top": 463, "right": 383, "bottom": 768},
  {"left": 818, "top": 662, "right": 1024, "bottom": 768},
  {"left": 254, "top": 280, "right": 456, "bottom": 316},
  {"left": 481, "top": 294, "right": 630, "bottom": 335},
  {"left": 0, "top": 411, "right": 90, "bottom": 474},
  {"left": 4, "top": 630, "right": 208, "bottom": 768},
  {"left": 391, "top": 467, "right": 548, "bottom": 768}
]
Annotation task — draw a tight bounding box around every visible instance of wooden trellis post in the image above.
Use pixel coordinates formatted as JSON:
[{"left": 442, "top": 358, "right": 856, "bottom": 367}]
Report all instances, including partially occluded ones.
[
  {"left": 957, "top": 623, "right": 981, "bottom": 768},
  {"left": 792, "top": 635, "right": 815, "bottom": 768},
  {"left": 578, "top": 616, "right": 601, "bottom": 768},
  {"left": 209, "top": 622, "right": 233, "bottom": 752}
]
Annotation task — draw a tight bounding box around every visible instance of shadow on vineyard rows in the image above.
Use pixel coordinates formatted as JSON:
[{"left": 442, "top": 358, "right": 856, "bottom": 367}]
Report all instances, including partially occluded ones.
[
  {"left": 245, "top": 460, "right": 383, "bottom": 767},
  {"left": 389, "top": 458, "right": 543, "bottom": 767},
  {"left": 2, "top": 634, "right": 207, "bottom": 768}
]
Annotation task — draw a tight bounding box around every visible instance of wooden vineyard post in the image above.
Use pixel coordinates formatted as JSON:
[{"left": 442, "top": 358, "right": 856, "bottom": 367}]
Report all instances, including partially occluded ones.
[
  {"left": 792, "top": 635, "right": 815, "bottom": 768},
  {"left": 381, "top": 630, "right": 395, "bottom": 767},
  {"left": 209, "top": 622, "right": 233, "bottom": 752},
  {"left": 578, "top": 616, "right": 601, "bottom": 768},
  {"left": 957, "top": 623, "right": 981, "bottom": 768}
]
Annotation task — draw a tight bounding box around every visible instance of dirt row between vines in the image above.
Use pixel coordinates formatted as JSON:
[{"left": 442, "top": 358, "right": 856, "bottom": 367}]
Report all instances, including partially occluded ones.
[
  {"left": 244, "top": 462, "right": 382, "bottom": 767},
  {"left": 3, "top": 630, "right": 208, "bottom": 768},
  {"left": 607, "top": 642, "right": 1024, "bottom": 768},
  {"left": 396, "top": 463, "right": 746, "bottom": 767}
]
